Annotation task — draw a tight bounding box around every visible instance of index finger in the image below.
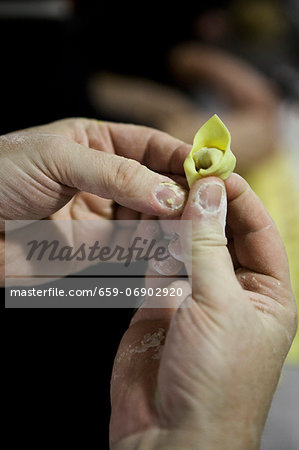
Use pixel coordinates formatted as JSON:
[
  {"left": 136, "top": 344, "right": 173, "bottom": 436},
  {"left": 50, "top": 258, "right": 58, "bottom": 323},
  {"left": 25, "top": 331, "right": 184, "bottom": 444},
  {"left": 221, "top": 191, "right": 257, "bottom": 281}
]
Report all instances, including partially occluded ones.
[
  {"left": 106, "top": 122, "right": 191, "bottom": 175},
  {"left": 29, "top": 119, "right": 191, "bottom": 175},
  {"left": 225, "top": 173, "right": 290, "bottom": 284}
]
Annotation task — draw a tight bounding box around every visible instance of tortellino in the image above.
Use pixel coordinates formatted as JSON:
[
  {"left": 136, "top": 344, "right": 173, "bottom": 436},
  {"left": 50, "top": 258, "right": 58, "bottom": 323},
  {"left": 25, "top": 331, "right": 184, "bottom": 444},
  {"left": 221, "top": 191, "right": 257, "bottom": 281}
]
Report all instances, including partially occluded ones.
[{"left": 184, "top": 114, "right": 236, "bottom": 187}]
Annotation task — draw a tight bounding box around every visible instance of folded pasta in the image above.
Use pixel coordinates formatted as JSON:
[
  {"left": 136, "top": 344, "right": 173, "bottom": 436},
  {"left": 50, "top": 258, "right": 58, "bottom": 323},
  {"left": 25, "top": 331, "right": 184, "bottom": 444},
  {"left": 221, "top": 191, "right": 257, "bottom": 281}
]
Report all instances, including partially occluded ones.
[{"left": 184, "top": 114, "right": 236, "bottom": 187}]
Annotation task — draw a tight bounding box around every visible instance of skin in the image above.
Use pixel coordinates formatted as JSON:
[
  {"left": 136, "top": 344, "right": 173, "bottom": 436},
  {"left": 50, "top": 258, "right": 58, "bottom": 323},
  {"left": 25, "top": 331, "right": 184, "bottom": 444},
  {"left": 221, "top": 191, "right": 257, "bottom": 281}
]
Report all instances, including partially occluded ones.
[
  {"left": 0, "top": 118, "right": 189, "bottom": 283},
  {"left": 110, "top": 175, "right": 298, "bottom": 450},
  {"left": 1, "top": 120, "right": 297, "bottom": 448}
]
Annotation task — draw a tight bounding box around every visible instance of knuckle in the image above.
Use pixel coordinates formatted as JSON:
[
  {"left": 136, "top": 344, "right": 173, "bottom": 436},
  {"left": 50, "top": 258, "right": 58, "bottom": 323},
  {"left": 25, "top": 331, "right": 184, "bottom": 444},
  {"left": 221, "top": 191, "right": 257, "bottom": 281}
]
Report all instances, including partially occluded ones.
[
  {"left": 192, "top": 231, "right": 227, "bottom": 248},
  {"left": 33, "top": 132, "right": 65, "bottom": 148},
  {"left": 114, "top": 158, "right": 142, "bottom": 195},
  {"left": 59, "top": 117, "right": 89, "bottom": 129}
]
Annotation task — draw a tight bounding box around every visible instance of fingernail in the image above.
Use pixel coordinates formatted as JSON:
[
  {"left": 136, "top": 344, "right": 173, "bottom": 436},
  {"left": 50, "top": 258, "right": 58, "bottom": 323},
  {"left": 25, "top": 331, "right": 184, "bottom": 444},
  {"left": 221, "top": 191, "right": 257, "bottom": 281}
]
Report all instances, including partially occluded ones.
[
  {"left": 155, "top": 182, "right": 187, "bottom": 211},
  {"left": 196, "top": 182, "right": 225, "bottom": 212},
  {"left": 195, "top": 182, "right": 227, "bottom": 232}
]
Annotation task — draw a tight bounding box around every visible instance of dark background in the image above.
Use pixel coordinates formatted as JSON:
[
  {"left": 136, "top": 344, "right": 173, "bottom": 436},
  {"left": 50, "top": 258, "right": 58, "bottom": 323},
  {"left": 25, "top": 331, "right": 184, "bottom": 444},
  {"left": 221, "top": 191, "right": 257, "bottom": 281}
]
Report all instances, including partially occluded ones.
[{"left": 0, "top": 0, "right": 213, "bottom": 134}]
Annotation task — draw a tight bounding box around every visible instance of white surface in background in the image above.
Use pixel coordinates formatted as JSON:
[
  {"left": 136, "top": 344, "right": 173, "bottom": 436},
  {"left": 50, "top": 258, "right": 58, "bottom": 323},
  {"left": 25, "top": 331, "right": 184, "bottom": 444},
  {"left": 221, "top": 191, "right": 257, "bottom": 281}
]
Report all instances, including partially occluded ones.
[
  {"left": 261, "top": 103, "right": 299, "bottom": 449},
  {"left": 261, "top": 365, "right": 299, "bottom": 450}
]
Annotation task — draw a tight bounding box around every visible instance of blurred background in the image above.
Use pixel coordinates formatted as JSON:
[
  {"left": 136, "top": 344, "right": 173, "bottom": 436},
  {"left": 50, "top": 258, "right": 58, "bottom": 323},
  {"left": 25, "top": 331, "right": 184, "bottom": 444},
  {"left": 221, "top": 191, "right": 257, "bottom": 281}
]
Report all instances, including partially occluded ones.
[{"left": 1, "top": 0, "right": 298, "bottom": 448}]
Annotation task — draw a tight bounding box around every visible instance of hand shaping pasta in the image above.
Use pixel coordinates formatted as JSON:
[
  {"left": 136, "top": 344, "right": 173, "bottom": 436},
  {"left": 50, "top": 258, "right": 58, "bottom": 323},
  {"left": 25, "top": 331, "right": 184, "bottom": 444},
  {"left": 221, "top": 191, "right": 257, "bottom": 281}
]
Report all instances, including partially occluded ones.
[
  {"left": 110, "top": 174, "right": 298, "bottom": 450},
  {"left": 0, "top": 118, "right": 190, "bottom": 283}
]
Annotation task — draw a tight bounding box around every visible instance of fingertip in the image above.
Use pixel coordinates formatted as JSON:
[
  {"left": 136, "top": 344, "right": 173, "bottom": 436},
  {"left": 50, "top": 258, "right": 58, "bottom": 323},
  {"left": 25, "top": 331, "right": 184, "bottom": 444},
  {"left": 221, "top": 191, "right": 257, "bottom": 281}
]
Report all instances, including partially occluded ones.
[
  {"left": 182, "top": 177, "right": 227, "bottom": 232},
  {"left": 224, "top": 173, "right": 250, "bottom": 202}
]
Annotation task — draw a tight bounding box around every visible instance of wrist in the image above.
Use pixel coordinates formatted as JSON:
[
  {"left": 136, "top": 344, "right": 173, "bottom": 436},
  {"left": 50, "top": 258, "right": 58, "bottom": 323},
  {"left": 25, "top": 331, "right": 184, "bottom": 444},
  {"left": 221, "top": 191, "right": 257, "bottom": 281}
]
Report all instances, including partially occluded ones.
[
  {"left": 112, "top": 423, "right": 262, "bottom": 450},
  {"left": 111, "top": 429, "right": 199, "bottom": 450}
]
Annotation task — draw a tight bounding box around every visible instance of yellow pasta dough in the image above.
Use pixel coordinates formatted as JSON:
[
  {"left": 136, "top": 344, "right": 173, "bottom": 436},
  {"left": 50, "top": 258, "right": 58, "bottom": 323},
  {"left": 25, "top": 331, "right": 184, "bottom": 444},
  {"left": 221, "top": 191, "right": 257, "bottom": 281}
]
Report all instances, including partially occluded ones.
[{"left": 184, "top": 114, "right": 236, "bottom": 187}]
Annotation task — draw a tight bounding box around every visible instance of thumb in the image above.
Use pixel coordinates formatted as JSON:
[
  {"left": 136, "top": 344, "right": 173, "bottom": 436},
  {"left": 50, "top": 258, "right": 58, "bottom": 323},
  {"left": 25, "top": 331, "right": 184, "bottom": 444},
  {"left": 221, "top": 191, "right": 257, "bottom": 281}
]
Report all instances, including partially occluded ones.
[
  {"left": 49, "top": 139, "right": 187, "bottom": 217},
  {"left": 182, "top": 177, "right": 240, "bottom": 305}
]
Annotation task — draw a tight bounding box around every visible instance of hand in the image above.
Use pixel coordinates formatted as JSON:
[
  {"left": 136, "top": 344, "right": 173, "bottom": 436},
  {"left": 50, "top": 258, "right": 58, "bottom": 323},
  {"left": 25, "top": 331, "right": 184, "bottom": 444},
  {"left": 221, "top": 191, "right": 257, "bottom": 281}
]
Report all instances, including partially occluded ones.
[
  {"left": 168, "top": 43, "right": 278, "bottom": 110},
  {"left": 110, "top": 174, "right": 298, "bottom": 450},
  {"left": 0, "top": 118, "right": 189, "bottom": 282},
  {"left": 89, "top": 72, "right": 200, "bottom": 128}
]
